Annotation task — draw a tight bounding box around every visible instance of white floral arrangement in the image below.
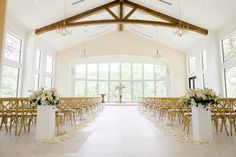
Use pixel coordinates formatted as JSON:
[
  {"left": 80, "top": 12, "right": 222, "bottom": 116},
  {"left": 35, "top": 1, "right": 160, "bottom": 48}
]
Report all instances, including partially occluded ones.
[
  {"left": 29, "top": 88, "right": 60, "bottom": 106},
  {"left": 183, "top": 88, "right": 218, "bottom": 110}
]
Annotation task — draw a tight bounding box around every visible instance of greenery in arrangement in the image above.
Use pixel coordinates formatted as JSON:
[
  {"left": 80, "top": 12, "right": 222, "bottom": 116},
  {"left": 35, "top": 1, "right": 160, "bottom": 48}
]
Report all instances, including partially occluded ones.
[
  {"left": 29, "top": 88, "right": 60, "bottom": 106},
  {"left": 183, "top": 88, "right": 219, "bottom": 110}
]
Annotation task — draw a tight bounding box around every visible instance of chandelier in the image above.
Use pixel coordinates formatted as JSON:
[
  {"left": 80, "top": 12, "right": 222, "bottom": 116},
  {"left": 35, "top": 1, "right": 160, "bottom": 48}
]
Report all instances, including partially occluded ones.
[
  {"left": 57, "top": 20, "right": 72, "bottom": 36},
  {"left": 173, "top": 0, "right": 189, "bottom": 37},
  {"left": 57, "top": 0, "right": 72, "bottom": 36}
]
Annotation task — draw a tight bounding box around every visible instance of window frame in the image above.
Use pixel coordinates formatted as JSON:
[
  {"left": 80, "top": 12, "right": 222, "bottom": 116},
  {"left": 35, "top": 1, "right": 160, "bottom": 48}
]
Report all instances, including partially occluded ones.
[
  {"left": 74, "top": 62, "right": 169, "bottom": 102},
  {"left": 221, "top": 31, "right": 236, "bottom": 63},
  {"left": 35, "top": 49, "right": 42, "bottom": 70},
  {"left": 1, "top": 31, "right": 23, "bottom": 97},
  {"left": 223, "top": 66, "right": 236, "bottom": 98},
  {"left": 46, "top": 55, "right": 54, "bottom": 74},
  {"left": 4, "top": 31, "right": 23, "bottom": 63},
  {"left": 1, "top": 64, "right": 21, "bottom": 97},
  {"left": 188, "top": 56, "right": 196, "bottom": 75},
  {"left": 220, "top": 31, "right": 236, "bottom": 98}
]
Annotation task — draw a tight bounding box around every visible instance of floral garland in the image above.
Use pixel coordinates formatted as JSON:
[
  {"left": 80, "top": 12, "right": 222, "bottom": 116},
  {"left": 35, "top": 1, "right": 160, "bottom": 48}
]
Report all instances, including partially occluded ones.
[
  {"left": 183, "top": 88, "right": 218, "bottom": 110},
  {"left": 29, "top": 88, "right": 60, "bottom": 106}
]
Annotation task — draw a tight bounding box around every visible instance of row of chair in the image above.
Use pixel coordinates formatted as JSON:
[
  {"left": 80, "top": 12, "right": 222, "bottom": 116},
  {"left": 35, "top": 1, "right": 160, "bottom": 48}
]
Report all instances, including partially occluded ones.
[
  {"left": 0, "top": 97, "right": 101, "bottom": 136},
  {"left": 139, "top": 97, "right": 236, "bottom": 136}
]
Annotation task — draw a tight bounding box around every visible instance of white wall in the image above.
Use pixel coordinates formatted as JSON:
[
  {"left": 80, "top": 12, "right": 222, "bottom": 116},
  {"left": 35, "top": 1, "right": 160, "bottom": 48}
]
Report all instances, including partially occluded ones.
[
  {"left": 186, "top": 32, "right": 221, "bottom": 94},
  {"left": 186, "top": 17, "right": 236, "bottom": 97},
  {"left": 55, "top": 31, "right": 187, "bottom": 97},
  {"left": 22, "top": 33, "right": 56, "bottom": 96},
  {"left": 3, "top": 15, "right": 56, "bottom": 97}
]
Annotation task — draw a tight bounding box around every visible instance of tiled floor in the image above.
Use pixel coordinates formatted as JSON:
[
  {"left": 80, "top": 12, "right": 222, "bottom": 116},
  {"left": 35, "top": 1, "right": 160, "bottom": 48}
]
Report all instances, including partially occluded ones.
[{"left": 0, "top": 106, "right": 235, "bottom": 157}]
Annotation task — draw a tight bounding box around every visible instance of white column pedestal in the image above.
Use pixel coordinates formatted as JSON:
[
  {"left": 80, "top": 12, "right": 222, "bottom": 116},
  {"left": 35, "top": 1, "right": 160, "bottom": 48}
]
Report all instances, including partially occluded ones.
[
  {"left": 36, "top": 105, "right": 56, "bottom": 140},
  {"left": 191, "top": 105, "right": 212, "bottom": 141}
]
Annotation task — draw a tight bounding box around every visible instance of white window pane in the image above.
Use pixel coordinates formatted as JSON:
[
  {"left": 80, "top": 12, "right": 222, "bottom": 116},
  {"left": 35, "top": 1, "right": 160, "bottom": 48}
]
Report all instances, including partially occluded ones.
[
  {"left": 110, "top": 63, "right": 120, "bottom": 80},
  {"left": 225, "top": 67, "right": 236, "bottom": 97},
  {"left": 75, "top": 81, "right": 85, "bottom": 96},
  {"left": 76, "top": 64, "right": 86, "bottom": 79},
  {"left": 87, "top": 81, "right": 97, "bottom": 96},
  {"left": 4, "top": 32, "right": 21, "bottom": 62},
  {"left": 144, "top": 81, "right": 154, "bottom": 97},
  {"left": 155, "top": 65, "right": 167, "bottom": 81},
  {"left": 87, "top": 64, "right": 97, "bottom": 80},
  {"left": 34, "top": 74, "right": 40, "bottom": 90},
  {"left": 121, "top": 63, "right": 131, "bottom": 80},
  {"left": 35, "top": 50, "right": 41, "bottom": 69},
  {"left": 99, "top": 81, "right": 108, "bottom": 101},
  {"left": 222, "top": 33, "right": 236, "bottom": 62},
  {"left": 133, "top": 63, "right": 142, "bottom": 80},
  {"left": 156, "top": 81, "right": 167, "bottom": 97},
  {"left": 110, "top": 81, "right": 120, "bottom": 101},
  {"left": 201, "top": 50, "right": 207, "bottom": 70},
  {"left": 122, "top": 81, "right": 131, "bottom": 102},
  {"left": 203, "top": 74, "right": 208, "bottom": 88},
  {"left": 99, "top": 63, "right": 108, "bottom": 80},
  {"left": 133, "top": 81, "right": 143, "bottom": 102},
  {"left": 74, "top": 62, "right": 169, "bottom": 102},
  {"left": 46, "top": 56, "right": 53, "bottom": 73},
  {"left": 144, "top": 64, "right": 154, "bottom": 80},
  {"left": 189, "top": 57, "right": 196, "bottom": 74},
  {"left": 0, "top": 65, "right": 19, "bottom": 97},
  {"left": 45, "top": 77, "right": 52, "bottom": 89}
]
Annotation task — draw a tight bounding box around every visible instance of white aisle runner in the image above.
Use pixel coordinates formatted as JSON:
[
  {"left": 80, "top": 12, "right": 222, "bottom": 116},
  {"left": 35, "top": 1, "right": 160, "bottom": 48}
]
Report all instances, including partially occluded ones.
[{"left": 75, "top": 106, "right": 233, "bottom": 157}]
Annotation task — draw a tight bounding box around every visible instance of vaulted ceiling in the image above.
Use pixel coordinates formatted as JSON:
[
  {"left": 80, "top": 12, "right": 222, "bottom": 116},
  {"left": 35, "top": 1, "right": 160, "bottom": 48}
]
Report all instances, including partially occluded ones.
[{"left": 6, "top": 0, "right": 236, "bottom": 52}]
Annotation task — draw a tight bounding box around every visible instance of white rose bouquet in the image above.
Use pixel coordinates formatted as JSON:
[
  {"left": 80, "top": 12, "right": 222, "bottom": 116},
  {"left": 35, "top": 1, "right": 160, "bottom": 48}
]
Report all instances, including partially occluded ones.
[
  {"left": 183, "top": 88, "right": 219, "bottom": 110},
  {"left": 29, "top": 88, "right": 60, "bottom": 106}
]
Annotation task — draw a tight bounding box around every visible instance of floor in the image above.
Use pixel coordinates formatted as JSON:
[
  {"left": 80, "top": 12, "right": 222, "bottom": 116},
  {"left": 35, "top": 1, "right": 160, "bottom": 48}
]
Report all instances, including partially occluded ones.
[{"left": 0, "top": 106, "right": 235, "bottom": 157}]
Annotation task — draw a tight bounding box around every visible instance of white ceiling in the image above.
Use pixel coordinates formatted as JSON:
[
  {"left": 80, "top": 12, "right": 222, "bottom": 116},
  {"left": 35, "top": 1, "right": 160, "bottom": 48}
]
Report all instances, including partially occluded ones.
[{"left": 6, "top": 0, "right": 236, "bottom": 52}]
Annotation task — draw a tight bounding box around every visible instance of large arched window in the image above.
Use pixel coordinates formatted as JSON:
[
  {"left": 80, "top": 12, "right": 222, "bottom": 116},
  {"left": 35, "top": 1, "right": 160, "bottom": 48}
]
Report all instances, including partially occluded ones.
[{"left": 72, "top": 56, "right": 169, "bottom": 102}]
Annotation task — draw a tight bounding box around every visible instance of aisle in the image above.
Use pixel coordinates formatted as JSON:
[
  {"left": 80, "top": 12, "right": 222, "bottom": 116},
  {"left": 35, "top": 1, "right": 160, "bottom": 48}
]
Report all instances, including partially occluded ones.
[{"left": 76, "top": 106, "right": 235, "bottom": 157}]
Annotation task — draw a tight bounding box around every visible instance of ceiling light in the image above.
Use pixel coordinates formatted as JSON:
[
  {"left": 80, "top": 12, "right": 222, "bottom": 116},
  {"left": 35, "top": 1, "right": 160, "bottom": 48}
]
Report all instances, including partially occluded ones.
[
  {"left": 80, "top": 29, "right": 88, "bottom": 59},
  {"left": 154, "top": 49, "right": 161, "bottom": 59},
  {"left": 173, "top": 0, "right": 189, "bottom": 37},
  {"left": 57, "top": 0, "right": 72, "bottom": 37}
]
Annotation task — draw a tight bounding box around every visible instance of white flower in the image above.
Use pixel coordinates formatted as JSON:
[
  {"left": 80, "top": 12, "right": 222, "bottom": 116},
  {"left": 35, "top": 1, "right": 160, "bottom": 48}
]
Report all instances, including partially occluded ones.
[{"left": 47, "top": 95, "right": 53, "bottom": 101}]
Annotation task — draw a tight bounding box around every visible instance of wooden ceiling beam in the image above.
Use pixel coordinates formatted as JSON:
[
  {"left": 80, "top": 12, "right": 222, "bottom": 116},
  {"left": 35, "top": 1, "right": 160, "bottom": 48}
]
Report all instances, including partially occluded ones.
[
  {"left": 35, "top": 0, "right": 208, "bottom": 35},
  {"left": 35, "top": 0, "right": 119, "bottom": 35},
  {"left": 124, "top": 19, "right": 176, "bottom": 28},
  {"left": 105, "top": 8, "right": 119, "bottom": 20},
  {"left": 68, "top": 19, "right": 120, "bottom": 27},
  {"left": 124, "top": 7, "right": 137, "bottom": 20},
  {"left": 123, "top": 0, "right": 208, "bottom": 35},
  {"left": 119, "top": 0, "right": 124, "bottom": 31},
  {"left": 67, "top": 19, "right": 176, "bottom": 28}
]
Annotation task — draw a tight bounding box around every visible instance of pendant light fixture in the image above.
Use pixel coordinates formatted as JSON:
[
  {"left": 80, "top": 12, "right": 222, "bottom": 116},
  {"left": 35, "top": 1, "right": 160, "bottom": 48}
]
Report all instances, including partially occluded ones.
[
  {"left": 154, "top": 27, "right": 161, "bottom": 59},
  {"left": 173, "top": 0, "right": 189, "bottom": 37},
  {"left": 57, "top": 0, "right": 72, "bottom": 36},
  {"left": 81, "top": 28, "right": 88, "bottom": 59}
]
